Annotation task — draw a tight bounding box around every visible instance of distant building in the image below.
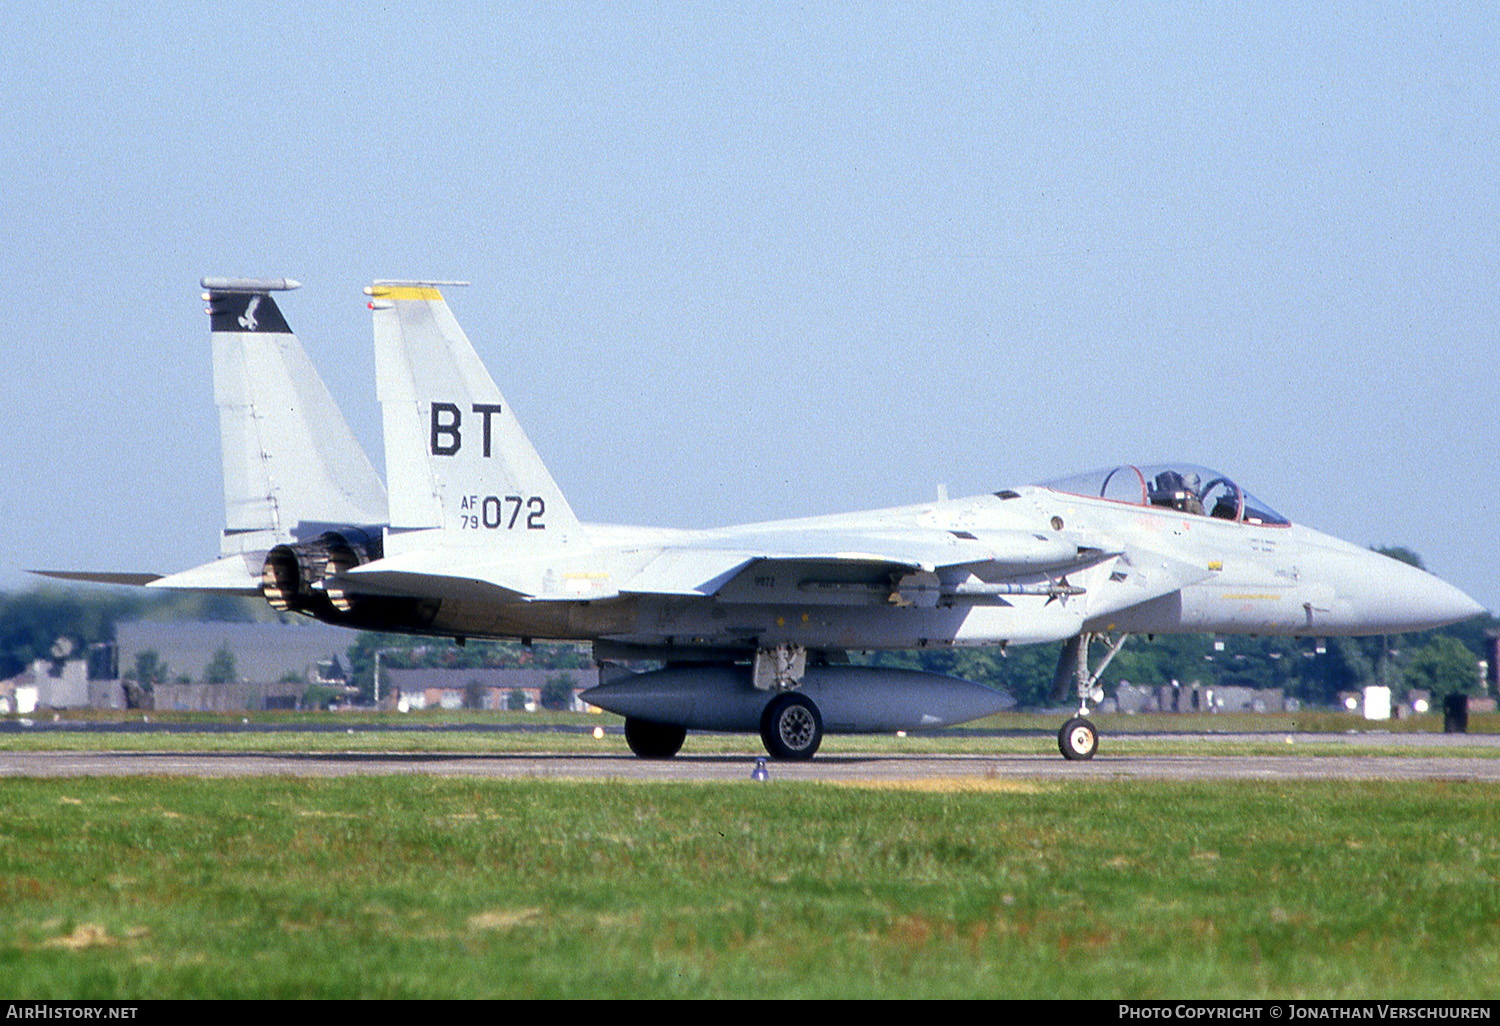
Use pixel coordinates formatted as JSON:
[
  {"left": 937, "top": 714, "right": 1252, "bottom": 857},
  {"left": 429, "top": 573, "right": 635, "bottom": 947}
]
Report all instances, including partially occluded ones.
[
  {"left": 1, "top": 659, "right": 90, "bottom": 711},
  {"left": 113, "top": 621, "right": 352, "bottom": 686},
  {"left": 45, "top": 620, "right": 362, "bottom": 712},
  {"left": 150, "top": 681, "right": 311, "bottom": 713},
  {"left": 386, "top": 667, "right": 599, "bottom": 713},
  {"left": 1112, "top": 679, "right": 1290, "bottom": 714}
]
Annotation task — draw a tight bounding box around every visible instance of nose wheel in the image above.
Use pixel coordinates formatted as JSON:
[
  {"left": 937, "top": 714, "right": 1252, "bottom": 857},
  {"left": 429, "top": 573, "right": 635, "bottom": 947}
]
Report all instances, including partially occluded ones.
[
  {"left": 1058, "top": 716, "right": 1099, "bottom": 760},
  {"left": 1051, "top": 631, "right": 1128, "bottom": 761}
]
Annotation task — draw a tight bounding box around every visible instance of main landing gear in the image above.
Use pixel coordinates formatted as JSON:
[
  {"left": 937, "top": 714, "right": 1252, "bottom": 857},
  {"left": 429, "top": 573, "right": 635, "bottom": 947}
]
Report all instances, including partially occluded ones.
[
  {"left": 617, "top": 644, "right": 827, "bottom": 762},
  {"left": 619, "top": 694, "right": 825, "bottom": 762},
  {"left": 623, "top": 717, "right": 687, "bottom": 759},
  {"left": 1052, "top": 631, "right": 1129, "bottom": 761},
  {"left": 754, "top": 644, "right": 822, "bottom": 760},
  {"left": 760, "top": 691, "right": 823, "bottom": 761}
]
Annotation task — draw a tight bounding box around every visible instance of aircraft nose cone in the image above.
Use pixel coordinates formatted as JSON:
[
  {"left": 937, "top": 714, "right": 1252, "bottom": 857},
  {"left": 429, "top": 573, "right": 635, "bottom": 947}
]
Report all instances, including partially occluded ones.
[
  {"left": 1422, "top": 577, "right": 1486, "bottom": 626},
  {"left": 1356, "top": 556, "right": 1485, "bottom": 632}
]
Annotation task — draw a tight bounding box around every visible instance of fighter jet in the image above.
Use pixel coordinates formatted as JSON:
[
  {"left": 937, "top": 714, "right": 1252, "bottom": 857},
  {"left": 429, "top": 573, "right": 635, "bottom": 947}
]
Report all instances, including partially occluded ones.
[{"left": 40, "top": 279, "right": 1485, "bottom": 762}]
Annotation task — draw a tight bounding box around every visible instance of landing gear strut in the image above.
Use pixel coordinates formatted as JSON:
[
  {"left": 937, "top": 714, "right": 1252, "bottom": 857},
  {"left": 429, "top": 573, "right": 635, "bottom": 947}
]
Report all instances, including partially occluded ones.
[
  {"left": 751, "top": 644, "right": 824, "bottom": 760},
  {"left": 1051, "top": 631, "right": 1129, "bottom": 761}
]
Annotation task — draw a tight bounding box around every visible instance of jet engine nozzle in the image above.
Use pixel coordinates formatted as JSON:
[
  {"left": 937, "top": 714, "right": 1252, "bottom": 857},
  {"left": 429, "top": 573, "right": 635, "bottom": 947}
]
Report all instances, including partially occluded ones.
[{"left": 260, "top": 529, "right": 383, "bottom": 615}]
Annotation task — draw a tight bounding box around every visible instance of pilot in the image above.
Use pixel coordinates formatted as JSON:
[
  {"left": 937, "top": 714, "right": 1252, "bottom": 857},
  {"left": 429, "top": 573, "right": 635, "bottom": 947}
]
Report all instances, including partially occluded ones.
[
  {"left": 1181, "top": 472, "right": 1205, "bottom": 516},
  {"left": 1150, "top": 470, "right": 1205, "bottom": 515}
]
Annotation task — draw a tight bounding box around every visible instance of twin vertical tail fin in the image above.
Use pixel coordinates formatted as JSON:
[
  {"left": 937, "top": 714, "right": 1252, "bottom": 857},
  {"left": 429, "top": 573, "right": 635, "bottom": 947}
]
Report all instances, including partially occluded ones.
[
  {"left": 46, "top": 279, "right": 393, "bottom": 599},
  {"left": 206, "top": 277, "right": 388, "bottom": 557},
  {"left": 368, "top": 281, "right": 582, "bottom": 559}
]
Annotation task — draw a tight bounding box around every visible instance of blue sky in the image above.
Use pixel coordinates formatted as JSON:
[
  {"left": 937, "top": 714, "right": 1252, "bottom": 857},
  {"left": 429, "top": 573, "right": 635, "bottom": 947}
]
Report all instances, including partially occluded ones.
[{"left": 3, "top": 3, "right": 1497, "bottom": 610}]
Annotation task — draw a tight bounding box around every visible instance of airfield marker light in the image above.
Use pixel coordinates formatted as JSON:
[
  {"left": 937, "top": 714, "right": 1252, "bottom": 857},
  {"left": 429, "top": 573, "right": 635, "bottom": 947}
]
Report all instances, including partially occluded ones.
[
  {"left": 751, "top": 758, "right": 769, "bottom": 782},
  {"left": 896, "top": 730, "right": 907, "bottom": 738},
  {"left": 1344, "top": 696, "right": 1359, "bottom": 711},
  {"left": 1413, "top": 698, "right": 1430, "bottom": 714},
  {"left": 593, "top": 726, "right": 604, "bottom": 740}
]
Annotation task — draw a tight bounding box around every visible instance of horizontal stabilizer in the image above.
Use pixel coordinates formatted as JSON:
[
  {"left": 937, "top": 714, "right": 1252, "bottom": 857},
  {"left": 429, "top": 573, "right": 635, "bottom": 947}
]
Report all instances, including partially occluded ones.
[
  {"left": 147, "top": 554, "right": 264, "bottom": 594},
  {"left": 30, "top": 570, "right": 163, "bottom": 587}
]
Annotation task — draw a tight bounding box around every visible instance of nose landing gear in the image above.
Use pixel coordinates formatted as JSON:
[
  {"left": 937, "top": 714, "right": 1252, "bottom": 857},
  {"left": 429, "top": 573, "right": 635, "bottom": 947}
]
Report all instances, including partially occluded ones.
[
  {"left": 1051, "top": 631, "right": 1129, "bottom": 761},
  {"left": 1058, "top": 715, "right": 1100, "bottom": 760}
]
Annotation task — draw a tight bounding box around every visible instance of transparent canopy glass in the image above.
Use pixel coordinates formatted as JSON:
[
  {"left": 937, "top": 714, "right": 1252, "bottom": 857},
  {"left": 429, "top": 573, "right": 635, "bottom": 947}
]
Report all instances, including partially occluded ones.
[{"left": 1038, "top": 463, "right": 1290, "bottom": 527}]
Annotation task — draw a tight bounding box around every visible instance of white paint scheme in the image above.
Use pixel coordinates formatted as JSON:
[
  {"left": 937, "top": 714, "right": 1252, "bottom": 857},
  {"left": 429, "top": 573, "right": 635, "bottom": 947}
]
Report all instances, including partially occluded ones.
[
  {"left": 328, "top": 284, "right": 1481, "bottom": 654},
  {"left": 209, "top": 279, "right": 387, "bottom": 557},
  {"left": 32, "top": 279, "right": 1486, "bottom": 761},
  {"left": 38, "top": 280, "right": 1483, "bottom": 666}
]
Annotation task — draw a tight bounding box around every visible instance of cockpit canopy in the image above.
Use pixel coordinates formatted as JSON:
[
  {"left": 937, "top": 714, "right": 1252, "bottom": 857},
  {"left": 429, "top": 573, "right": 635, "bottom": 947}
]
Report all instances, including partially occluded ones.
[{"left": 1038, "top": 464, "right": 1290, "bottom": 527}]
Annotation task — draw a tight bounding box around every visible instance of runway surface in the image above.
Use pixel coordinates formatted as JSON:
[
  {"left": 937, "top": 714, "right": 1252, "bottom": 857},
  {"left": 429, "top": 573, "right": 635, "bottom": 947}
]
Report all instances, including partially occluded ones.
[{"left": 4, "top": 734, "right": 1500, "bottom": 783}]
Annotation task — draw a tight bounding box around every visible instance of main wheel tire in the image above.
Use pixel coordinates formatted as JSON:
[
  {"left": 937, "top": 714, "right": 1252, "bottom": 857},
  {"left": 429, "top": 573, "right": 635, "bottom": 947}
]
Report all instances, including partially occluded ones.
[
  {"left": 623, "top": 718, "right": 687, "bottom": 759},
  {"left": 760, "top": 692, "right": 823, "bottom": 761},
  {"left": 1058, "top": 716, "right": 1099, "bottom": 761}
]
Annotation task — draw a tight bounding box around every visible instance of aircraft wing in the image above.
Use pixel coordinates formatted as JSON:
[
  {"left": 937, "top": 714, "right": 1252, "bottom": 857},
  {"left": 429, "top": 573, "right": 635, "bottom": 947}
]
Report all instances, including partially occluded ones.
[
  {"left": 331, "top": 526, "right": 1103, "bottom": 605},
  {"left": 338, "top": 547, "right": 746, "bottom": 604},
  {"left": 620, "top": 527, "right": 1101, "bottom": 598},
  {"left": 618, "top": 549, "right": 758, "bottom": 597},
  {"left": 652, "top": 535, "right": 1215, "bottom": 615}
]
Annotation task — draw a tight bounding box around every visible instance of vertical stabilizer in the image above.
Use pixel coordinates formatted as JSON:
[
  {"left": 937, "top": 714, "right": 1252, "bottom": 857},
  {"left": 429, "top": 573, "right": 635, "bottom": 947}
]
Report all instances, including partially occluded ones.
[
  {"left": 368, "top": 281, "right": 582, "bottom": 557},
  {"left": 206, "top": 278, "right": 388, "bottom": 556}
]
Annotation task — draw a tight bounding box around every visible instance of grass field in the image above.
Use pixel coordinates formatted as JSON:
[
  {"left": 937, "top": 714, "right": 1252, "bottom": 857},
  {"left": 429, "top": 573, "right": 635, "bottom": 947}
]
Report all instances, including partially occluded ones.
[
  {"left": 21, "top": 708, "right": 1500, "bottom": 733},
  {"left": 2, "top": 776, "right": 1498, "bottom": 998},
  {"left": 3, "top": 709, "right": 1498, "bottom": 760}
]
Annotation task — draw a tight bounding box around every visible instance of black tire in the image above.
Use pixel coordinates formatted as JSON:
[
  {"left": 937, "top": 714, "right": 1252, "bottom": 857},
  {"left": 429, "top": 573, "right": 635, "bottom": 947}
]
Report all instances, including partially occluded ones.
[
  {"left": 759, "top": 692, "right": 823, "bottom": 761},
  {"left": 623, "top": 718, "right": 686, "bottom": 759},
  {"left": 1058, "top": 716, "right": 1099, "bottom": 761}
]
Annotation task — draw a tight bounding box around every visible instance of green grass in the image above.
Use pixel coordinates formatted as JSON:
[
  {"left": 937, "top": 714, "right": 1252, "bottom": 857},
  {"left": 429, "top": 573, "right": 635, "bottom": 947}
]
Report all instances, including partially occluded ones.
[
  {"left": 2, "top": 732, "right": 1498, "bottom": 760},
  {"left": 21, "top": 707, "right": 1500, "bottom": 732},
  {"left": 1, "top": 777, "right": 1498, "bottom": 998},
  {"left": 3, "top": 709, "right": 1498, "bottom": 758}
]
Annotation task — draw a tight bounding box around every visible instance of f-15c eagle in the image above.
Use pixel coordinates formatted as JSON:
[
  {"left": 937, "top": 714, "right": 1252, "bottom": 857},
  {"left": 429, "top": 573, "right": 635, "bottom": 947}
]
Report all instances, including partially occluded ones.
[{"left": 38, "top": 278, "right": 1483, "bottom": 761}]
